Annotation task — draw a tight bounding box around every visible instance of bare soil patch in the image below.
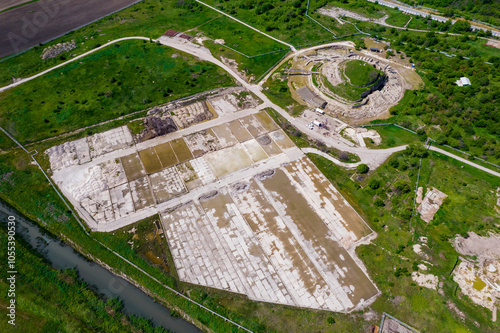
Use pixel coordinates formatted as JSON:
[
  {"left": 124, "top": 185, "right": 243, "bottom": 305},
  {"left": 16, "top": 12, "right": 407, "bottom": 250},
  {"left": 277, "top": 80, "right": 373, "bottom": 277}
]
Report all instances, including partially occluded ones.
[{"left": 0, "top": 0, "right": 139, "bottom": 58}]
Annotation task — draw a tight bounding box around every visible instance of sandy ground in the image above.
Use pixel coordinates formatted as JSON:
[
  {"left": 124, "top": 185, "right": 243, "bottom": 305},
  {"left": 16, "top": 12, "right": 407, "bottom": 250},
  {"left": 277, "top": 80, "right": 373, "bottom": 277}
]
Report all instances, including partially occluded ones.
[
  {"left": 417, "top": 187, "right": 447, "bottom": 222},
  {"left": 454, "top": 232, "right": 500, "bottom": 260}
]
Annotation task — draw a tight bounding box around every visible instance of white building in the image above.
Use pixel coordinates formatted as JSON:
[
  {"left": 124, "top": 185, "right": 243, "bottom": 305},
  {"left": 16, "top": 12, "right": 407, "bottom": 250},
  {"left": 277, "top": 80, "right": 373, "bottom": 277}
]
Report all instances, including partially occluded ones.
[{"left": 455, "top": 77, "right": 471, "bottom": 86}]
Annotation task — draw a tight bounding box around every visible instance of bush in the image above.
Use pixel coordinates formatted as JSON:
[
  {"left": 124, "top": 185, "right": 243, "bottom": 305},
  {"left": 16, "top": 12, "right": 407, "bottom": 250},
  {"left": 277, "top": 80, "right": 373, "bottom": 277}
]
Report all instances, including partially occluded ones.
[
  {"left": 339, "top": 152, "right": 349, "bottom": 161},
  {"left": 327, "top": 317, "right": 336, "bottom": 324},
  {"left": 369, "top": 179, "right": 381, "bottom": 190},
  {"left": 405, "top": 143, "right": 428, "bottom": 158},
  {"left": 394, "top": 267, "right": 411, "bottom": 277},
  {"left": 394, "top": 180, "right": 411, "bottom": 194},
  {"left": 374, "top": 198, "right": 385, "bottom": 207},
  {"left": 357, "top": 164, "right": 369, "bottom": 174},
  {"left": 388, "top": 157, "right": 399, "bottom": 168}
]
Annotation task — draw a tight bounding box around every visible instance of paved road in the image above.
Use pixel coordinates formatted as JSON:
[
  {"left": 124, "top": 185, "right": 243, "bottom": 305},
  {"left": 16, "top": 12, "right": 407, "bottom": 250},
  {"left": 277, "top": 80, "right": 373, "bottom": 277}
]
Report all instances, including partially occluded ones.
[
  {"left": 428, "top": 146, "right": 500, "bottom": 178},
  {"left": 366, "top": 0, "right": 500, "bottom": 37}
]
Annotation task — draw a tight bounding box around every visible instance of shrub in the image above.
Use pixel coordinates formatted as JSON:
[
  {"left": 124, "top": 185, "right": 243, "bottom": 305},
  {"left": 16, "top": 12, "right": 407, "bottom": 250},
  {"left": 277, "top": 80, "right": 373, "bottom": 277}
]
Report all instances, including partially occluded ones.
[
  {"left": 357, "top": 164, "right": 369, "bottom": 174},
  {"left": 389, "top": 158, "right": 399, "bottom": 168},
  {"left": 369, "top": 179, "right": 381, "bottom": 190}
]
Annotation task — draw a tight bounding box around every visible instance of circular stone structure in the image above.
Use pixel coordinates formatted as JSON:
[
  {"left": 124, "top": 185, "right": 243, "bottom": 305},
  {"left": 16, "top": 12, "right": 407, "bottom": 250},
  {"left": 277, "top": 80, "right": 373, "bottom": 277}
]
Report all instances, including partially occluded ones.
[{"left": 296, "top": 47, "right": 407, "bottom": 120}]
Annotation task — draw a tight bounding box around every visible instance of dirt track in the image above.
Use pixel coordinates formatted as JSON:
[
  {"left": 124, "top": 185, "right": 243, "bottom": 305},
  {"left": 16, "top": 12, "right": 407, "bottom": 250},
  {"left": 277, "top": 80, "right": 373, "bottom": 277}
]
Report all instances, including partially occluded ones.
[{"left": 0, "top": 0, "right": 139, "bottom": 58}]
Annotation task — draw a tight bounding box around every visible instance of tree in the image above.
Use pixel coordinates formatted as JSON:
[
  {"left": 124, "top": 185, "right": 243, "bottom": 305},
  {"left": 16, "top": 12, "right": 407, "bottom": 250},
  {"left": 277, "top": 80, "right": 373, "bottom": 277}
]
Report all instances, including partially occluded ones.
[
  {"left": 369, "top": 179, "right": 381, "bottom": 190},
  {"left": 357, "top": 164, "right": 369, "bottom": 174},
  {"left": 405, "top": 143, "right": 428, "bottom": 158},
  {"left": 374, "top": 198, "right": 385, "bottom": 207}
]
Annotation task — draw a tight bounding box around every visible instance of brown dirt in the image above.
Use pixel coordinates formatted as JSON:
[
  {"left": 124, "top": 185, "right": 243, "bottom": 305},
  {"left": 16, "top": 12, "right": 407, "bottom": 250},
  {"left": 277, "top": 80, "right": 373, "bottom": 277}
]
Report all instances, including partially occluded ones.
[
  {"left": 231, "top": 179, "right": 327, "bottom": 295},
  {"left": 240, "top": 115, "right": 267, "bottom": 138},
  {"left": 261, "top": 169, "right": 378, "bottom": 307},
  {"left": 130, "top": 176, "right": 154, "bottom": 210},
  {"left": 256, "top": 135, "right": 282, "bottom": 156},
  {"left": 0, "top": 0, "right": 140, "bottom": 58},
  {"left": 138, "top": 147, "right": 163, "bottom": 174},
  {"left": 228, "top": 119, "right": 253, "bottom": 142},
  {"left": 454, "top": 232, "right": 500, "bottom": 260},
  {"left": 170, "top": 138, "right": 193, "bottom": 163},
  {"left": 120, "top": 153, "right": 146, "bottom": 181},
  {"left": 154, "top": 142, "right": 178, "bottom": 168},
  {"left": 211, "top": 123, "right": 239, "bottom": 147}
]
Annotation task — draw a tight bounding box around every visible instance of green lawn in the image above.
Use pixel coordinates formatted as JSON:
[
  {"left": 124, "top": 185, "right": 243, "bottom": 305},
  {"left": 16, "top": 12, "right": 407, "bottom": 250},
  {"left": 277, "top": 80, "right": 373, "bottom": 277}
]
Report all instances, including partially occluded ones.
[
  {"left": 319, "top": 73, "right": 366, "bottom": 101},
  {"left": 344, "top": 59, "right": 382, "bottom": 86},
  {"left": 0, "top": 40, "right": 233, "bottom": 148},
  {"left": 385, "top": 12, "right": 411, "bottom": 27},
  {"left": 365, "top": 124, "right": 421, "bottom": 148}
]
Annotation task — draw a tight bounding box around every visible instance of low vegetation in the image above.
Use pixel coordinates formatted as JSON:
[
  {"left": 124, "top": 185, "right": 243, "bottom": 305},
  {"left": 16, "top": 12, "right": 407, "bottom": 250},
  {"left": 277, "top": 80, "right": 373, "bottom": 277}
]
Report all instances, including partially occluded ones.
[
  {"left": 310, "top": 147, "right": 500, "bottom": 333},
  {"left": 0, "top": 40, "right": 233, "bottom": 148},
  {"left": 0, "top": 227, "right": 172, "bottom": 333}
]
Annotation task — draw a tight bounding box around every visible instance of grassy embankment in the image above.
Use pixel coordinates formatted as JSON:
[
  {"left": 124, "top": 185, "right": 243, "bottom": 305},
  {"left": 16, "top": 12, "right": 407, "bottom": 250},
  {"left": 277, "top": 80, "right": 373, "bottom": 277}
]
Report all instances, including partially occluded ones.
[
  {"left": 0, "top": 40, "right": 234, "bottom": 150},
  {"left": 315, "top": 59, "right": 384, "bottom": 102},
  {"left": 191, "top": 15, "right": 290, "bottom": 81},
  {"left": 262, "top": 59, "right": 307, "bottom": 116},
  {"left": 0, "top": 224, "right": 172, "bottom": 333}
]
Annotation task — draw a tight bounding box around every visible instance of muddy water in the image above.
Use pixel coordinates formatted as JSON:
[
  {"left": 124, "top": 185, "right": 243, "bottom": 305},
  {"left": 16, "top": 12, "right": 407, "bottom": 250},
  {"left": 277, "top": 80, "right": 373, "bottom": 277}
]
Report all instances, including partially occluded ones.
[
  {"left": 256, "top": 134, "right": 283, "bottom": 156},
  {"left": 211, "top": 123, "right": 239, "bottom": 147},
  {"left": 0, "top": 201, "right": 201, "bottom": 333},
  {"left": 121, "top": 153, "right": 147, "bottom": 181},
  {"left": 243, "top": 139, "right": 269, "bottom": 162},
  {"left": 269, "top": 129, "right": 295, "bottom": 150},
  {"left": 240, "top": 115, "right": 266, "bottom": 138},
  {"left": 139, "top": 147, "right": 163, "bottom": 174},
  {"left": 261, "top": 169, "right": 378, "bottom": 308},
  {"left": 254, "top": 112, "right": 279, "bottom": 131},
  {"left": 204, "top": 145, "right": 253, "bottom": 178}
]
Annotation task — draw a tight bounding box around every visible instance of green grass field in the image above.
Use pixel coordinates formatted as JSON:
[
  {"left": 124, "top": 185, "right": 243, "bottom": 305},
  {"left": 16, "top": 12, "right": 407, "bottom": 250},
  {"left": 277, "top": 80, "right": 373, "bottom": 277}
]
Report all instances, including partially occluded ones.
[
  {"left": 385, "top": 11, "right": 411, "bottom": 27},
  {"left": 0, "top": 40, "right": 233, "bottom": 148},
  {"left": 0, "top": 0, "right": 287, "bottom": 87},
  {"left": 0, "top": 227, "right": 169, "bottom": 333},
  {"left": 365, "top": 124, "right": 421, "bottom": 148},
  {"left": 344, "top": 59, "right": 382, "bottom": 86},
  {"left": 319, "top": 73, "right": 366, "bottom": 101},
  {"left": 309, "top": 149, "right": 500, "bottom": 333}
]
